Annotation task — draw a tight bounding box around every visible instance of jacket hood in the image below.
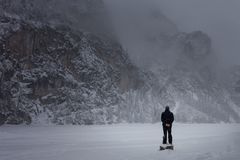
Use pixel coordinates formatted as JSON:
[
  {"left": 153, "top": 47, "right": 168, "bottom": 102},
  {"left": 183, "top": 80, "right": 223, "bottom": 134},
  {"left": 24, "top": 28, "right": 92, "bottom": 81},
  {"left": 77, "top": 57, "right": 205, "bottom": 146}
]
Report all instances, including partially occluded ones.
[{"left": 165, "top": 106, "right": 170, "bottom": 112}]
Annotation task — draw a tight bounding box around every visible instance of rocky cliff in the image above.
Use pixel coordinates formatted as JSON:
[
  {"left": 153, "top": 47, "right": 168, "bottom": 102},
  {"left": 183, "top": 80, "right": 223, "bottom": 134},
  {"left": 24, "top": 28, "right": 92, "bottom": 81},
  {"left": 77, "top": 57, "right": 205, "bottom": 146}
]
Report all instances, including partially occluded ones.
[{"left": 0, "top": 14, "right": 148, "bottom": 125}]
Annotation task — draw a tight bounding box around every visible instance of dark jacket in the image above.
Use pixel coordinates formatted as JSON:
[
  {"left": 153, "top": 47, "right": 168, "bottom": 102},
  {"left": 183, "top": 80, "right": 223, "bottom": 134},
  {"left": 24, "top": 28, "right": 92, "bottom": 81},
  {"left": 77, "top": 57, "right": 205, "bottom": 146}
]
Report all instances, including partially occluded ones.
[{"left": 161, "top": 108, "right": 174, "bottom": 125}]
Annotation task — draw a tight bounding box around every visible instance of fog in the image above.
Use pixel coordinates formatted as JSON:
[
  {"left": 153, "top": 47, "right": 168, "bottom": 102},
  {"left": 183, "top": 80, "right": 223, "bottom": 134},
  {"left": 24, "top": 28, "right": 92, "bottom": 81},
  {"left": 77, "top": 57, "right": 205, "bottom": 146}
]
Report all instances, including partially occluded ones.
[
  {"left": 104, "top": 0, "right": 180, "bottom": 68},
  {"left": 105, "top": 0, "right": 240, "bottom": 68},
  {"left": 155, "top": 0, "right": 240, "bottom": 66},
  {"left": 3, "top": 0, "right": 239, "bottom": 67}
]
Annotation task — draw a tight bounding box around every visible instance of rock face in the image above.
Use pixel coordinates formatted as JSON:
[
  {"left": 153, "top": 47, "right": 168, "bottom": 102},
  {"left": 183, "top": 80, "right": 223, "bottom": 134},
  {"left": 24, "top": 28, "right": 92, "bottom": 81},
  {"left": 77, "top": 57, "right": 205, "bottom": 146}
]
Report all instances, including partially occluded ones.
[{"left": 0, "top": 15, "right": 146, "bottom": 124}]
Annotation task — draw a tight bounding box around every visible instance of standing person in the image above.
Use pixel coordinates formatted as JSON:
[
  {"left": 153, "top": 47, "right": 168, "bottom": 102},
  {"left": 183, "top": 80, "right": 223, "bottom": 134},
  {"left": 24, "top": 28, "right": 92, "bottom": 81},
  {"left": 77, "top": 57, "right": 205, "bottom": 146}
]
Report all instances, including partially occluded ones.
[{"left": 161, "top": 106, "right": 174, "bottom": 145}]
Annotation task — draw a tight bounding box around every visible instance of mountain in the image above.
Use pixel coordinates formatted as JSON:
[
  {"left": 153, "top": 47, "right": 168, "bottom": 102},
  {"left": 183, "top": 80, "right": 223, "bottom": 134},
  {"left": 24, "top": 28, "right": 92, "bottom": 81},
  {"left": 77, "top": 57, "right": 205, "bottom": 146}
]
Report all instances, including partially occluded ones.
[
  {"left": 105, "top": 0, "right": 240, "bottom": 123},
  {"left": 225, "top": 66, "right": 240, "bottom": 107},
  {"left": 0, "top": 0, "right": 165, "bottom": 125},
  {"left": 0, "top": 0, "right": 240, "bottom": 125}
]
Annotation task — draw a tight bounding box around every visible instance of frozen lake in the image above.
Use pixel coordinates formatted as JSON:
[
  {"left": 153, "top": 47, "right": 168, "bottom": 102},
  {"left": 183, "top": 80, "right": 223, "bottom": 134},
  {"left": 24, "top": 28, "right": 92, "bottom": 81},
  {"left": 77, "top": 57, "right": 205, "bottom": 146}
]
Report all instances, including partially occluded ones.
[{"left": 0, "top": 123, "right": 240, "bottom": 160}]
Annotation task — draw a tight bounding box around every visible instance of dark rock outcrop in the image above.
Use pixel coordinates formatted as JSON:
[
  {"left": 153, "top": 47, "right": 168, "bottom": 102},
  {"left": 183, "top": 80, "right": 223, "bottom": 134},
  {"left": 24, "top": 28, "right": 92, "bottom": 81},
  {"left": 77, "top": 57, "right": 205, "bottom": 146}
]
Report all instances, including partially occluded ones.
[{"left": 0, "top": 16, "right": 146, "bottom": 125}]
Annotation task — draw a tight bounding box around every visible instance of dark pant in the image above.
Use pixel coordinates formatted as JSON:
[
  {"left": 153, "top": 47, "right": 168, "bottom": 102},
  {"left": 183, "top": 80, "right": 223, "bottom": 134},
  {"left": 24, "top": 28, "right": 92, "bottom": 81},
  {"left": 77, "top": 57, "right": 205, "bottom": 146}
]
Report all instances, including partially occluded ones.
[{"left": 162, "top": 124, "right": 172, "bottom": 144}]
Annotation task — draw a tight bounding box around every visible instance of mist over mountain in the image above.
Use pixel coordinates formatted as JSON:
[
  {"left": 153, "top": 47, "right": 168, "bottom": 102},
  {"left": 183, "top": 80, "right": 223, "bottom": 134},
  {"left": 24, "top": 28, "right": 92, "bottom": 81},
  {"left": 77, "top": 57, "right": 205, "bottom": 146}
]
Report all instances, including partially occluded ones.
[
  {"left": 158, "top": 0, "right": 240, "bottom": 67},
  {"left": 0, "top": 0, "right": 239, "bottom": 125},
  {"left": 104, "top": 0, "right": 240, "bottom": 122}
]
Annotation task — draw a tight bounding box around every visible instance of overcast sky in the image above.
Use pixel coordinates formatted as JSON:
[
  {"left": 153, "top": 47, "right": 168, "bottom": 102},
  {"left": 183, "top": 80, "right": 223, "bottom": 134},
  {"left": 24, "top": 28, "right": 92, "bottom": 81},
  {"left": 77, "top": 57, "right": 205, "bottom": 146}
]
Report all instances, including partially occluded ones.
[{"left": 158, "top": 0, "right": 240, "bottom": 66}]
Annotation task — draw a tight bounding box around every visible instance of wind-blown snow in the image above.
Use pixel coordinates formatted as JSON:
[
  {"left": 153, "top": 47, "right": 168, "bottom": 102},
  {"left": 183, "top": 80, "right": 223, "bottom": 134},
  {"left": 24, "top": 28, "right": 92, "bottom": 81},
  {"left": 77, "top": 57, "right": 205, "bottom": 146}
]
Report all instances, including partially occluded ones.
[{"left": 0, "top": 123, "right": 240, "bottom": 160}]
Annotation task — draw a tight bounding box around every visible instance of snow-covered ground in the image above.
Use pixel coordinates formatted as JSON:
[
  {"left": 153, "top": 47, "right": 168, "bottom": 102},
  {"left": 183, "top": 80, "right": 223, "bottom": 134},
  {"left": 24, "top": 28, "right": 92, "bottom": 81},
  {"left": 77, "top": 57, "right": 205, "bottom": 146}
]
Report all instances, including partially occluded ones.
[{"left": 0, "top": 123, "right": 240, "bottom": 160}]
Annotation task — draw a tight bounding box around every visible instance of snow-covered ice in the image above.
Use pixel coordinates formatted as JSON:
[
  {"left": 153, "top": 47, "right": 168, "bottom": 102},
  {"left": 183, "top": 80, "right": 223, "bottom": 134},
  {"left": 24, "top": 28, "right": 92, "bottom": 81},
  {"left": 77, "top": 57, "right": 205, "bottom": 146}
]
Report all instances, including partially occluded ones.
[{"left": 0, "top": 123, "right": 240, "bottom": 160}]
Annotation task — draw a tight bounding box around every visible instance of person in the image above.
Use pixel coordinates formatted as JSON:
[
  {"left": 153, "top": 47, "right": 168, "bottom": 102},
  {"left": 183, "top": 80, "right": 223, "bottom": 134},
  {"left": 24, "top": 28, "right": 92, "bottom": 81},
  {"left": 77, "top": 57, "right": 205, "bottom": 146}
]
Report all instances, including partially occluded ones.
[{"left": 161, "top": 106, "right": 174, "bottom": 144}]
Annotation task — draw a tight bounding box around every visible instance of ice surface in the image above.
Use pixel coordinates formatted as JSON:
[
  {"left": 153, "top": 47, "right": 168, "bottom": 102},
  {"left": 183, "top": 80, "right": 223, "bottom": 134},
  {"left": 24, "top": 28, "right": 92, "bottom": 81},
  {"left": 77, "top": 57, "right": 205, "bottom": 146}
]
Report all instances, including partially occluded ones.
[{"left": 0, "top": 123, "right": 240, "bottom": 160}]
